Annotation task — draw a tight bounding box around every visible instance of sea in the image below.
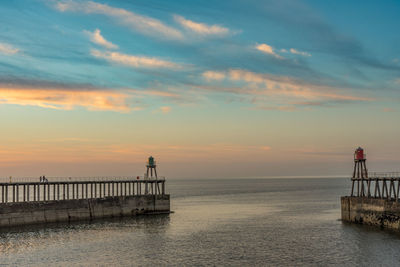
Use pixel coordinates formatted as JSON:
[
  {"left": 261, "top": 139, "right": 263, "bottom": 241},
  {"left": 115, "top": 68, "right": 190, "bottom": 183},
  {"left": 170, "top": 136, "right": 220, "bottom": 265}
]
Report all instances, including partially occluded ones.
[{"left": 1, "top": 177, "right": 400, "bottom": 266}]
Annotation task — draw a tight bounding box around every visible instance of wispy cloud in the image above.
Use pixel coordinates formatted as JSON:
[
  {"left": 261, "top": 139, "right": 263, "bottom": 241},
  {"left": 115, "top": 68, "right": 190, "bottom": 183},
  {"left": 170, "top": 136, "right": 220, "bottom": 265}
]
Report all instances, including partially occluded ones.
[
  {"left": 55, "top": 1, "right": 183, "bottom": 40},
  {"left": 0, "top": 82, "right": 133, "bottom": 112},
  {"left": 84, "top": 29, "right": 118, "bottom": 49},
  {"left": 91, "top": 49, "right": 181, "bottom": 69},
  {"left": 254, "top": 105, "right": 297, "bottom": 112},
  {"left": 129, "top": 90, "right": 181, "bottom": 98},
  {"left": 255, "top": 43, "right": 283, "bottom": 59},
  {"left": 0, "top": 142, "right": 273, "bottom": 167},
  {"left": 289, "top": 48, "right": 311, "bottom": 57},
  {"left": 383, "top": 108, "right": 395, "bottom": 112},
  {"left": 203, "top": 70, "right": 226, "bottom": 81},
  {"left": 173, "top": 15, "right": 230, "bottom": 36},
  {"left": 256, "top": 43, "right": 311, "bottom": 58},
  {"left": 255, "top": 0, "right": 397, "bottom": 71},
  {"left": 0, "top": 43, "right": 20, "bottom": 55},
  {"left": 281, "top": 48, "right": 311, "bottom": 57},
  {"left": 201, "top": 69, "right": 374, "bottom": 109},
  {"left": 160, "top": 106, "right": 171, "bottom": 114},
  {"left": 228, "top": 69, "right": 372, "bottom": 101}
]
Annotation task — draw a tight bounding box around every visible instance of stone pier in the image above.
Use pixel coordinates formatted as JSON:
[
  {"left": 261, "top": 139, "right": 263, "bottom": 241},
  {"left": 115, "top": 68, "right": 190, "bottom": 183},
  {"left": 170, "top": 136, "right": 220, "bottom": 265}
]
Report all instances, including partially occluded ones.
[
  {"left": 341, "top": 196, "right": 400, "bottom": 229},
  {"left": 0, "top": 195, "right": 170, "bottom": 227}
]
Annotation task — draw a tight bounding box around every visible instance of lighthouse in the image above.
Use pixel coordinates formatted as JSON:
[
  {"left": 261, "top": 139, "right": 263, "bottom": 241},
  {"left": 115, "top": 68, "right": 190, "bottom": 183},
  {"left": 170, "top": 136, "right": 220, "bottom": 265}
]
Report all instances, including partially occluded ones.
[
  {"left": 353, "top": 147, "right": 367, "bottom": 179},
  {"left": 146, "top": 156, "right": 158, "bottom": 179},
  {"left": 144, "top": 156, "right": 160, "bottom": 195},
  {"left": 351, "top": 147, "right": 368, "bottom": 197}
]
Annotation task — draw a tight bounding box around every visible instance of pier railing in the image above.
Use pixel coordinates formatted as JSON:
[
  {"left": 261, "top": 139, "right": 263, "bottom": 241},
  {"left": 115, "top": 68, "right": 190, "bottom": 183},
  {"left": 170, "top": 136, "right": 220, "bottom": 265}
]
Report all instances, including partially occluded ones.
[
  {"left": 351, "top": 176, "right": 400, "bottom": 200},
  {"left": 0, "top": 176, "right": 165, "bottom": 183},
  {"left": 367, "top": 172, "right": 400, "bottom": 179},
  {"left": 0, "top": 179, "right": 166, "bottom": 204}
]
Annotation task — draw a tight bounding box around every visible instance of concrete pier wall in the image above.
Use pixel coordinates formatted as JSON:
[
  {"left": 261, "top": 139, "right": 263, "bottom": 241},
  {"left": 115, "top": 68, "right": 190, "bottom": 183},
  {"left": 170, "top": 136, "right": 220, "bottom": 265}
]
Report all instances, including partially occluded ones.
[
  {"left": 341, "top": 196, "right": 400, "bottom": 229},
  {"left": 0, "top": 195, "right": 170, "bottom": 227}
]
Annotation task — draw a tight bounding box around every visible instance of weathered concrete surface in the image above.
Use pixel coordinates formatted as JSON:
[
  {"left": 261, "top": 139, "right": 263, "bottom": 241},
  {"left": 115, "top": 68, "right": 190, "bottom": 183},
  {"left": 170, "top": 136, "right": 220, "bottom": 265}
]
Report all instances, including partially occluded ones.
[
  {"left": 0, "top": 195, "right": 170, "bottom": 227},
  {"left": 341, "top": 196, "right": 400, "bottom": 229}
]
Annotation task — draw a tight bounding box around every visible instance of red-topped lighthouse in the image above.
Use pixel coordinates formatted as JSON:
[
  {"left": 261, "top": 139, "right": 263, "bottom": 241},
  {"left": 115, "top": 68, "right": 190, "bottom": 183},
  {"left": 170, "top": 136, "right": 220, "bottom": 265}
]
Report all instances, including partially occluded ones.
[
  {"left": 351, "top": 147, "right": 368, "bottom": 197},
  {"left": 354, "top": 147, "right": 365, "bottom": 161},
  {"left": 353, "top": 147, "right": 367, "bottom": 179}
]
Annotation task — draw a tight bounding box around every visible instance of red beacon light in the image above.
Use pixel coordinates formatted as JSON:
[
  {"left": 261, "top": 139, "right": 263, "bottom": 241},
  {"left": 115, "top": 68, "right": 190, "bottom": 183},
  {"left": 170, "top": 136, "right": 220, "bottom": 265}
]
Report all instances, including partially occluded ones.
[{"left": 354, "top": 147, "right": 365, "bottom": 161}]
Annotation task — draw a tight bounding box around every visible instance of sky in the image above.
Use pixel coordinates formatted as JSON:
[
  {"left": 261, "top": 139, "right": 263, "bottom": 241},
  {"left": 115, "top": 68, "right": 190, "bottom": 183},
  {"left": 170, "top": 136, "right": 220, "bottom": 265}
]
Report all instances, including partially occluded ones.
[{"left": 0, "top": 0, "right": 399, "bottom": 178}]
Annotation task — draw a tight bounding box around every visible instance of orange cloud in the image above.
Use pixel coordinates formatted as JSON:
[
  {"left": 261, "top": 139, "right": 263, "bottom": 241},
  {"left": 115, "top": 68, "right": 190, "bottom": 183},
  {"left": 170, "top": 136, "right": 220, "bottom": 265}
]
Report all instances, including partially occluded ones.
[
  {"left": 160, "top": 106, "right": 171, "bottom": 113},
  {"left": 0, "top": 85, "right": 132, "bottom": 112},
  {"left": 255, "top": 43, "right": 283, "bottom": 59}
]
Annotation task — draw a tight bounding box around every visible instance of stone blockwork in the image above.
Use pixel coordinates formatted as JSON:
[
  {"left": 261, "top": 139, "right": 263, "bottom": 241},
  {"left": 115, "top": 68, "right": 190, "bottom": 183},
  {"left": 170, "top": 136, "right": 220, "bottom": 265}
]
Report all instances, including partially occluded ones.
[
  {"left": 0, "top": 195, "right": 170, "bottom": 227},
  {"left": 341, "top": 196, "right": 400, "bottom": 229}
]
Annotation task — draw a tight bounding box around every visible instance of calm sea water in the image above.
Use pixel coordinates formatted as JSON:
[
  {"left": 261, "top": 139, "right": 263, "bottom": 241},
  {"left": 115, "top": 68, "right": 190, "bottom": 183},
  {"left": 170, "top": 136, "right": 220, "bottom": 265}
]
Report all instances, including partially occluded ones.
[{"left": 1, "top": 178, "right": 400, "bottom": 266}]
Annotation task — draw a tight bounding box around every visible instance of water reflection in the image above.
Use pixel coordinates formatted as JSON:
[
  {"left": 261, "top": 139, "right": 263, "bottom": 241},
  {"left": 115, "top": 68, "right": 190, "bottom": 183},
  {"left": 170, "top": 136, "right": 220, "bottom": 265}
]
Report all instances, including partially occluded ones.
[
  {"left": 0, "top": 214, "right": 170, "bottom": 254},
  {"left": 0, "top": 214, "right": 170, "bottom": 234}
]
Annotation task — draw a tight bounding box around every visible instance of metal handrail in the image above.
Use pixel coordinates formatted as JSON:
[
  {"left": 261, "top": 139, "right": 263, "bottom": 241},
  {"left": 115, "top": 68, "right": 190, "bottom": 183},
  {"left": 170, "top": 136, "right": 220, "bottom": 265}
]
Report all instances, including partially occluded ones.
[
  {"left": 0, "top": 176, "right": 166, "bottom": 183},
  {"left": 0, "top": 178, "right": 167, "bottom": 203},
  {"left": 368, "top": 172, "right": 400, "bottom": 178}
]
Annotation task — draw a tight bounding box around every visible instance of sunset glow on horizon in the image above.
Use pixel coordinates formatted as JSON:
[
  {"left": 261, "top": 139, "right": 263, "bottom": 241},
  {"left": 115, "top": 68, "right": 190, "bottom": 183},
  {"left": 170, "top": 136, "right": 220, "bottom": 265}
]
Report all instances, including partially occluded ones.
[{"left": 0, "top": 0, "right": 399, "bottom": 178}]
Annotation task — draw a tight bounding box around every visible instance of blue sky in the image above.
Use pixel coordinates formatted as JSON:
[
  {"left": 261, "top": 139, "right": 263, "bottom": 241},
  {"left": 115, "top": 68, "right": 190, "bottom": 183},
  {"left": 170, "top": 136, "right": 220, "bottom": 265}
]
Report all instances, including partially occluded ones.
[{"left": 0, "top": 0, "right": 399, "bottom": 177}]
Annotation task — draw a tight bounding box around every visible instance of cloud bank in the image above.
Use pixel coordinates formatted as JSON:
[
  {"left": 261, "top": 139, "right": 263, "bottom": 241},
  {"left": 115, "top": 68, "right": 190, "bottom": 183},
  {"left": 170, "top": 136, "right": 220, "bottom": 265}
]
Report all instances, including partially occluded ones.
[{"left": 0, "top": 82, "right": 132, "bottom": 112}]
